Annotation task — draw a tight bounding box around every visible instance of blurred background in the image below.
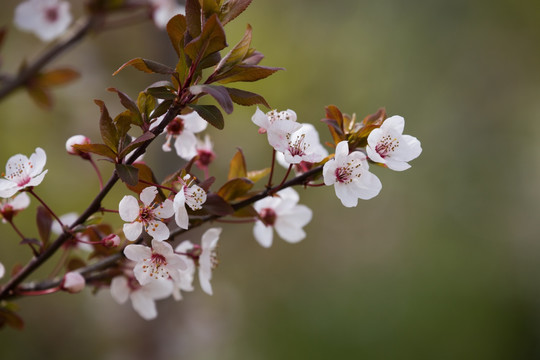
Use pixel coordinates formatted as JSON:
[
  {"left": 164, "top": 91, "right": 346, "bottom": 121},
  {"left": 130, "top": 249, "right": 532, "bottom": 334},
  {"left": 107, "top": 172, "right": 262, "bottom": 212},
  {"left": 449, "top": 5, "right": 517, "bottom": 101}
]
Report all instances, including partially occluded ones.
[{"left": 1, "top": 0, "right": 540, "bottom": 359}]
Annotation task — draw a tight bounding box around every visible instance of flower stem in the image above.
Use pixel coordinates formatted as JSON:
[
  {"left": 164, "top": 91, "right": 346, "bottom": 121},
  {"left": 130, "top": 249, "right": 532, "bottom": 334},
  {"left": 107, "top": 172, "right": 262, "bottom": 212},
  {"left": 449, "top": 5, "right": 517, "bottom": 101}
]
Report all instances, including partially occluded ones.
[
  {"left": 275, "top": 164, "right": 293, "bottom": 191},
  {"left": 27, "top": 189, "right": 65, "bottom": 230},
  {"left": 266, "top": 149, "right": 276, "bottom": 189},
  {"left": 139, "top": 179, "right": 177, "bottom": 193},
  {"left": 88, "top": 157, "right": 104, "bottom": 190},
  {"left": 99, "top": 207, "right": 119, "bottom": 214},
  {"left": 15, "top": 286, "right": 60, "bottom": 296},
  {"left": 215, "top": 218, "right": 257, "bottom": 224}
]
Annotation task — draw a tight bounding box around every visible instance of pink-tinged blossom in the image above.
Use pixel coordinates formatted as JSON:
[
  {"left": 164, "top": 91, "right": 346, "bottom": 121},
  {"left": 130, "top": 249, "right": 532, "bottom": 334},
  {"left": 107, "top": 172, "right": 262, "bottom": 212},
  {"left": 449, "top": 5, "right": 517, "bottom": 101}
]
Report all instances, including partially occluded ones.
[
  {"left": 62, "top": 272, "right": 85, "bottom": 293},
  {"left": 0, "top": 262, "right": 5, "bottom": 279},
  {"left": 102, "top": 234, "right": 121, "bottom": 248},
  {"left": 253, "top": 188, "right": 312, "bottom": 248},
  {"left": 14, "top": 0, "right": 72, "bottom": 42},
  {"left": 152, "top": 112, "right": 208, "bottom": 159},
  {"left": 173, "top": 175, "right": 207, "bottom": 230},
  {"left": 51, "top": 212, "right": 93, "bottom": 252},
  {"left": 0, "top": 147, "right": 48, "bottom": 198},
  {"left": 252, "top": 107, "right": 302, "bottom": 150},
  {"left": 110, "top": 275, "right": 173, "bottom": 320},
  {"left": 65, "top": 135, "right": 91, "bottom": 155},
  {"left": 172, "top": 241, "right": 196, "bottom": 301},
  {"left": 119, "top": 186, "right": 175, "bottom": 241},
  {"left": 274, "top": 123, "right": 327, "bottom": 165},
  {"left": 124, "top": 239, "right": 187, "bottom": 286},
  {"left": 366, "top": 116, "right": 422, "bottom": 171},
  {"left": 323, "top": 141, "right": 382, "bottom": 207},
  {"left": 195, "top": 135, "right": 216, "bottom": 173},
  {"left": 0, "top": 193, "right": 30, "bottom": 223},
  {"left": 150, "top": 0, "right": 185, "bottom": 29}
]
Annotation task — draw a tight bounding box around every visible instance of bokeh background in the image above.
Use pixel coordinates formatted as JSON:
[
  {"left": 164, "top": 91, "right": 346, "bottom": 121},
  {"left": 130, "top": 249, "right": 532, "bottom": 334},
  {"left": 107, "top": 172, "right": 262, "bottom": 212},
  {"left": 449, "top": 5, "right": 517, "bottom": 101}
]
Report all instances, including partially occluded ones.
[{"left": 1, "top": 0, "right": 540, "bottom": 359}]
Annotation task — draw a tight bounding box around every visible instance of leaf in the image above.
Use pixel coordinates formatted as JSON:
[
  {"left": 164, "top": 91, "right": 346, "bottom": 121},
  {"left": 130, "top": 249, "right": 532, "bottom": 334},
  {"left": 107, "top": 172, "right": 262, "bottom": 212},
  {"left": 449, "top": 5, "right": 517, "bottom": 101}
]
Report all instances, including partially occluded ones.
[
  {"left": 189, "top": 104, "right": 224, "bottom": 129},
  {"left": 324, "top": 105, "right": 344, "bottom": 131},
  {"left": 233, "top": 205, "right": 258, "bottom": 218},
  {"left": 0, "top": 307, "right": 24, "bottom": 330},
  {"left": 219, "top": 0, "right": 253, "bottom": 25},
  {"left": 107, "top": 88, "right": 143, "bottom": 125},
  {"left": 200, "top": 0, "right": 220, "bottom": 19},
  {"left": 185, "top": 0, "right": 202, "bottom": 38},
  {"left": 95, "top": 99, "right": 118, "bottom": 151},
  {"left": 113, "top": 58, "right": 175, "bottom": 76},
  {"left": 214, "top": 65, "right": 283, "bottom": 84},
  {"left": 226, "top": 87, "right": 270, "bottom": 108},
  {"left": 114, "top": 110, "right": 133, "bottom": 138},
  {"left": 126, "top": 163, "right": 165, "bottom": 200},
  {"left": 146, "top": 86, "right": 177, "bottom": 100},
  {"left": 184, "top": 14, "right": 227, "bottom": 62},
  {"left": 26, "top": 83, "right": 52, "bottom": 109},
  {"left": 36, "top": 206, "right": 52, "bottom": 248},
  {"left": 166, "top": 14, "right": 187, "bottom": 57},
  {"left": 190, "top": 84, "right": 233, "bottom": 114},
  {"left": 150, "top": 99, "right": 173, "bottom": 119},
  {"left": 137, "top": 91, "right": 156, "bottom": 120},
  {"left": 203, "top": 193, "right": 234, "bottom": 216},
  {"left": 217, "top": 178, "right": 254, "bottom": 202},
  {"left": 37, "top": 68, "right": 80, "bottom": 87},
  {"left": 119, "top": 131, "right": 155, "bottom": 159},
  {"left": 247, "top": 168, "right": 271, "bottom": 183},
  {"left": 228, "top": 148, "right": 247, "bottom": 180},
  {"left": 116, "top": 164, "right": 139, "bottom": 186},
  {"left": 72, "top": 143, "right": 117, "bottom": 160},
  {"left": 216, "top": 24, "right": 252, "bottom": 73},
  {"left": 66, "top": 257, "right": 86, "bottom": 271}
]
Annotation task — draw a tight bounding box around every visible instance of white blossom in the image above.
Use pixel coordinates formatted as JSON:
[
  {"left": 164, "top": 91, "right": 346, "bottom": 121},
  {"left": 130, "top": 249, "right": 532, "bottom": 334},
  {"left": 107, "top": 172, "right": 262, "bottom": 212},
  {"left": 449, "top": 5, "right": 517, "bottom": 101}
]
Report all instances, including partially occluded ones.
[
  {"left": 51, "top": 212, "right": 93, "bottom": 252},
  {"left": 62, "top": 272, "right": 85, "bottom": 293},
  {"left": 0, "top": 147, "right": 48, "bottom": 198},
  {"left": 0, "top": 262, "right": 5, "bottom": 279},
  {"left": 323, "top": 141, "right": 382, "bottom": 207},
  {"left": 65, "top": 135, "right": 91, "bottom": 155},
  {"left": 253, "top": 188, "right": 312, "bottom": 248},
  {"left": 14, "top": 0, "right": 72, "bottom": 42},
  {"left": 0, "top": 193, "right": 30, "bottom": 223},
  {"left": 274, "top": 123, "right": 327, "bottom": 165},
  {"left": 150, "top": 0, "right": 185, "bottom": 29},
  {"left": 152, "top": 112, "right": 208, "bottom": 159},
  {"left": 172, "top": 240, "right": 196, "bottom": 301},
  {"left": 119, "top": 186, "right": 175, "bottom": 241},
  {"left": 366, "top": 115, "right": 422, "bottom": 171},
  {"left": 173, "top": 175, "right": 207, "bottom": 230},
  {"left": 252, "top": 107, "right": 303, "bottom": 151}
]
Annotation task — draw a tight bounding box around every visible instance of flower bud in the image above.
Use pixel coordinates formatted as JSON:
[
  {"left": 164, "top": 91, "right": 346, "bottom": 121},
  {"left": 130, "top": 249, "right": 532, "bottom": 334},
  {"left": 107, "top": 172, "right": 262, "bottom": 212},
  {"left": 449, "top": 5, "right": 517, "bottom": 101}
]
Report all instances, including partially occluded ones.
[
  {"left": 62, "top": 271, "right": 85, "bottom": 293},
  {"left": 102, "top": 234, "right": 121, "bottom": 248},
  {"left": 65, "top": 135, "right": 91, "bottom": 158}
]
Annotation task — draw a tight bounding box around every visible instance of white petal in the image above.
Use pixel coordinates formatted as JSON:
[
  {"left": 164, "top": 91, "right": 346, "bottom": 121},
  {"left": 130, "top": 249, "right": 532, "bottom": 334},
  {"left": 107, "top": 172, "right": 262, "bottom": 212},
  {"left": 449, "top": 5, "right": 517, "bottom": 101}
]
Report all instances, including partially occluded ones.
[
  {"left": 10, "top": 192, "right": 30, "bottom": 211},
  {"left": 385, "top": 159, "right": 411, "bottom": 171},
  {"left": 140, "top": 186, "right": 157, "bottom": 206},
  {"left": 0, "top": 184, "right": 18, "bottom": 198},
  {"left": 253, "top": 221, "right": 273, "bottom": 248},
  {"left": 142, "top": 278, "right": 173, "bottom": 299},
  {"left": 322, "top": 159, "right": 338, "bottom": 186},
  {"left": 201, "top": 227, "right": 221, "bottom": 250},
  {"left": 275, "top": 222, "right": 306, "bottom": 243},
  {"left": 174, "top": 131, "right": 198, "bottom": 160},
  {"left": 51, "top": 212, "right": 78, "bottom": 235},
  {"left": 29, "top": 147, "right": 47, "bottom": 177},
  {"left": 353, "top": 171, "right": 382, "bottom": 200},
  {"left": 124, "top": 244, "right": 152, "bottom": 262},
  {"left": 251, "top": 107, "right": 270, "bottom": 129},
  {"left": 119, "top": 196, "right": 139, "bottom": 222},
  {"left": 123, "top": 221, "right": 143, "bottom": 241},
  {"left": 155, "top": 198, "right": 175, "bottom": 219},
  {"left": 181, "top": 111, "right": 208, "bottom": 133},
  {"left": 382, "top": 115, "right": 405, "bottom": 134},
  {"left": 110, "top": 276, "right": 130, "bottom": 304},
  {"left": 335, "top": 183, "right": 360, "bottom": 208},
  {"left": 199, "top": 269, "right": 213, "bottom": 295},
  {"left": 130, "top": 291, "right": 158, "bottom": 320},
  {"left": 174, "top": 192, "right": 189, "bottom": 229},
  {"left": 334, "top": 141, "right": 350, "bottom": 164},
  {"left": 26, "top": 169, "right": 48, "bottom": 188},
  {"left": 133, "top": 261, "right": 153, "bottom": 286},
  {"left": 145, "top": 220, "right": 170, "bottom": 241},
  {"left": 175, "top": 240, "right": 194, "bottom": 254},
  {"left": 0, "top": 262, "right": 4, "bottom": 279}
]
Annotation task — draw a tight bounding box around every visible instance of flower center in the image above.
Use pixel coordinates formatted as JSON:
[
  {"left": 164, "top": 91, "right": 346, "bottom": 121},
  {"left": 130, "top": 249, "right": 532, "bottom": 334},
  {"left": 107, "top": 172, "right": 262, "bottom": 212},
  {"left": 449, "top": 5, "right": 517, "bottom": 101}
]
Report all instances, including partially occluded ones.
[
  {"left": 45, "top": 7, "right": 59, "bottom": 23},
  {"left": 5, "top": 158, "right": 33, "bottom": 186},
  {"left": 288, "top": 133, "right": 309, "bottom": 157},
  {"left": 197, "top": 149, "right": 215, "bottom": 168},
  {"left": 260, "top": 207, "right": 277, "bottom": 226},
  {"left": 335, "top": 166, "right": 352, "bottom": 183},
  {"left": 139, "top": 206, "right": 155, "bottom": 225},
  {"left": 166, "top": 117, "right": 185, "bottom": 135},
  {"left": 375, "top": 135, "right": 399, "bottom": 158}
]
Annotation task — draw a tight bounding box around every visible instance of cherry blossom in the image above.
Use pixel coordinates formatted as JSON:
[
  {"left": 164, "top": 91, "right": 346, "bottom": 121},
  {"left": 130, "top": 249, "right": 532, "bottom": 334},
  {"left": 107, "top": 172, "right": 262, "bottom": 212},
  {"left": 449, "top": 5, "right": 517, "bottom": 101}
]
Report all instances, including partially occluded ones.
[
  {"left": 119, "top": 186, "right": 175, "bottom": 241},
  {"left": 102, "top": 234, "right": 121, "bottom": 248},
  {"left": 172, "top": 240, "right": 195, "bottom": 301},
  {"left": 0, "top": 147, "right": 48, "bottom": 198},
  {"left": 65, "top": 135, "right": 91, "bottom": 156},
  {"left": 62, "top": 272, "right": 85, "bottom": 293},
  {"left": 124, "top": 239, "right": 187, "bottom": 286},
  {"left": 0, "top": 262, "right": 4, "bottom": 279},
  {"left": 253, "top": 188, "right": 312, "bottom": 248},
  {"left": 173, "top": 175, "right": 207, "bottom": 230},
  {"left": 195, "top": 135, "right": 216, "bottom": 174},
  {"left": 252, "top": 107, "right": 302, "bottom": 150},
  {"left": 366, "top": 115, "right": 422, "bottom": 171},
  {"left": 0, "top": 193, "right": 30, "bottom": 223},
  {"left": 14, "top": 0, "right": 72, "bottom": 42},
  {"left": 274, "top": 123, "right": 327, "bottom": 165},
  {"left": 150, "top": 0, "right": 185, "bottom": 29},
  {"left": 323, "top": 141, "right": 382, "bottom": 207},
  {"left": 153, "top": 111, "right": 208, "bottom": 160},
  {"left": 110, "top": 275, "right": 173, "bottom": 320},
  {"left": 51, "top": 212, "right": 93, "bottom": 252}
]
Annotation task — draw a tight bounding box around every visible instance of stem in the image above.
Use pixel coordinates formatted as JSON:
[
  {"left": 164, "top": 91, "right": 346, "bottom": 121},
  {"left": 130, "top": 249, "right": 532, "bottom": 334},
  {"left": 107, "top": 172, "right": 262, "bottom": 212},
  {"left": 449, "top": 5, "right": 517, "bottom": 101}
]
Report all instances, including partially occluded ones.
[
  {"left": 27, "top": 189, "right": 64, "bottom": 229},
  {"left": 215, "top": 218, "right": 257, "bottom": 224},
  {"left": 266, "top": 149, "right": 276, "bottom": 189},
  {"left": 99, "top": 208, "right": 119, "bottom": 214},
  {"left": 7, "top": 220, "right": 26, "bottom": 242},
  {"left": 139, "top": 179, "right": 177, "bottom": 193},
  {"left": 88, "top": 157, "right": 104, "bottom": 190},
  {"left": 15, "top": 287, "right": 60, "bottom": 296},
  {"left": 275, "top": 164, "right": 293, "bottom": 191}
]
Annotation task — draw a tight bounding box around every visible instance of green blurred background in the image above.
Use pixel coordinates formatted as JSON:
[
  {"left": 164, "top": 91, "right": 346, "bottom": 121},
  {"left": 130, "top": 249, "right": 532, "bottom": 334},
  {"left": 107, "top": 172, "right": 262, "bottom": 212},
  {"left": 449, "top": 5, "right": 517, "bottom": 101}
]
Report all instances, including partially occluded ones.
[{"left": 1, "top": 0, "right": 540, "bottom": 359}]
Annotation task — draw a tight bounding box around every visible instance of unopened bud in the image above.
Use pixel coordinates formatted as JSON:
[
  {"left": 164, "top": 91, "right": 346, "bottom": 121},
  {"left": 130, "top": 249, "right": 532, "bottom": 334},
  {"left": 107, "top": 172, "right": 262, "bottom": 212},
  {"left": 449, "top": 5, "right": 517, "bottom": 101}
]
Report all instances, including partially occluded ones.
[
  {"left": 102, "top": 234, "right": 121, "bottom": 248},
  {"left": 62, "top": 271, "right": 85, "bottom": 293},
  {"left": 66, "top": 135, "right": 91, "bottom": 158}
]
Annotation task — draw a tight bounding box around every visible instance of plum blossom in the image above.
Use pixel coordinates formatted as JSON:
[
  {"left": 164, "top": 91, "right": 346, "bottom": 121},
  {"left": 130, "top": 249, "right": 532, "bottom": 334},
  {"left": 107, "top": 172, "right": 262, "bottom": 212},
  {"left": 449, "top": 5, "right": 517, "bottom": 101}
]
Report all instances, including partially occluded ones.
[
  {"left": 0, "top": 262, "right": 4, "bottom": 279},
  {"left": 124, "top": 239, "right": 187, "bottom": 286},
  {"left": 173, "top": 175, "right": 207, "bottom": 230},
  {"left": 0, "top": 193, "right": 30, "bottom": 223},
  {"left": 153, "top": 111, "right": 208, "bottom": 159},
  {"left": 119, "top": 186, "right": 175, "bottom": 241},
  {"left": 176, "top": 228, "right": 221, "bottom": 295},
  {"left": 150, "top": 0, "right": 185, "bottom": 29},
  {"left": 172, "top": 241, "right": 195, "bottom": 300},
  {"left": 62, "top": 272, "right": 85, "bottom": 293},
  {"left": 14, "top": 0, "right": 72, "bottom": 42},
  {"left": 0, "top": 147, "right": 48, "bottom": 198},
  {"left": 274, "top": 123, "right": 327, "bottom": 165},
  {"left": 110, "top": 275, "right": 173, "bottom": 320},
  {"left": 323, "top": 141, "right": 382, "bottom": 207},
  {"left": 253, "top": 188, "right": 312, "bottom": 248},
  {"left": 252, "top": 107, "right": 302, "bottom": 151},
  {"left": 195, "top": 135, "right": 216, "bottom": 174},
  {"left": 366, "top": 115, "right": 422, "bottom": 171},
  {"left": 102, "top": 234, "right": 121, "bottom": 248},
  {"left": 65, "top": 135, "right": 91, "bottom": 155},
  {"left": 51, "top": 212, "right": 93, "bottom": 252}
]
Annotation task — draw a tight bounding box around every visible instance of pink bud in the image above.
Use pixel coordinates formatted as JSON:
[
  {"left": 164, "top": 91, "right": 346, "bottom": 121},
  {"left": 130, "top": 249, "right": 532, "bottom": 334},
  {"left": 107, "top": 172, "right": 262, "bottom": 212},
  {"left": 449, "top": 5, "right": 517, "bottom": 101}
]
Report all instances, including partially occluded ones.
[
  {"left": 66, "top": 135, "right": 91, "bottom": 157},
  {"left": 62, "top": 271, "right": 85, "bottom": 293},
  {"left": 102, "top": 234, "right": 121, "bottom": 248}
]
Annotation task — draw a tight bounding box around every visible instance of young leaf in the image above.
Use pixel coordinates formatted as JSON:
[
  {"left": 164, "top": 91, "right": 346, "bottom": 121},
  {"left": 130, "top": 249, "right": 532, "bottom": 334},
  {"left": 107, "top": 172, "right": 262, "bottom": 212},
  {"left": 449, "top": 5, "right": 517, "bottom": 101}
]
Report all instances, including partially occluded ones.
[
  {"left": 107, "top": 88, "right": 142, "bottom": 125},
  {"left": 0, "top": 307, "right": 24, "bottom": 330},
  {"left": 200, "top": 0, "right": 220, "bottom": 19},
  {"left": 114, "top": 110, "right": 134, "bottom": 138},
  {"left": 115, "top": 164, "right": 139, "bottom": 186},
  {"left": 247, "top": 168, "right": 271, "bottom": 183},
  {"left": 189, "top": 104, "right": 224, "bottom": 129},
  {"left": 150, "top": 99, "right": 174, "bottom": 119},
  {"left": 36, "top": 206, "right": 52, "bottom": 248},
  {"left": 137, "top": 91, "right": 156, "bottom": 120},
  {"left": 126, "top": 163, "right": 166, "bottom": 201},
  {"left": 226, "top": 87, "right": 270, "bottom": 108},
  {"left": 113, "top": 58, "right": 175, "bottom": 76},
  {"left": 203, "top": 193, "right": 234, "bottom": 216},
  {"left": 119, "top": 131, "right": 155, "bottom": 160},
  {"left": 166, "top": 14, "right": 187, "bottom": 57},
  {"left": 26, "top": 83, "right": 52, "bottom": 109},
  {"left": 233, "top": 205, "right": 258, "bottom": 218},
  {"left": 219, "top": 0, "right": 253, "bottom": 25},
  {"left": 228, "top": 148, "right": 247, "bottom": 180},
  {"left": 95, "top": 99, "right": 118, "bottom": 151},
  {"left": 146, "top": 86, "right": 177, "bottom": 100},
  {"left": 214, "top": 65, "right": 283, "bottom": 84},
  {"left": 324, "top": 105, "right": 344, "bottom": 131},
  {"left": 217, "top": 178, "right": 254, "bottom": 201},
  {"left": 190, "top": 84, "right": 233, "bottom": 114},
  {"left": 185, "top": 0, "right": 202, "bottom": 38},
  {"left": 184, "top": 14, "right": 227, "bottom": 62},
  {"left": 36, "top": 68, "right": 80, "bottom": 87},
  {"left": 216, "top": 24, "right": 252, "bottom": 73},
  {"left": 72, "top": 143, "right": 117, "bottom": 160}
]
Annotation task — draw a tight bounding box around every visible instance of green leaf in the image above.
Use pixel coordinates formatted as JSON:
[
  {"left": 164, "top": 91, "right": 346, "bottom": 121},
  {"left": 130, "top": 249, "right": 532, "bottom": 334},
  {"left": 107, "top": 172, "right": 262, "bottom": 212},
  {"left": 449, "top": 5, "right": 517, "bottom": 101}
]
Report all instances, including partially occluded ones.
[
  {"left": 215, "top": 65, "right": 283, "bottom": 84},
  {"left": 114, "top": 110, "right": 134, "bottom": 138},
  {"left": 190, "top": 84, "right": 233, "bottom": 114},
  {"left": 36, "top": 206, "right": 52, "bottom": 248},
  {"left": 137, "top": 91, "right": 156, "bottom": 120},
  {"left": 228, "top": 148, "right": 247, "bottom": 180},
  {"left": 116, "top": 163, "right": 140, "bottom": 186},
  {"left": 219, "top": 0, "right": 253, "bottom": 25},
  {"left": 166, "top": 14, "right": 187, "bottom": 57},
  {"left": 201, "top": 0, "right": 220, "bottom": 19},
  {"left": 113, "top": 58, "right": 176, "bottom": 76},
  {"left": 119, "top": 131, "right": 155, "bottom": 159},
  {"left": 217, "top": 178, "right": 254, "bottom": 202},
  {"left": 216, "top": 24, "right": 252, "bottom": 73},
  {"left": 184, "top": 14, "right": 227, "bottom": 62},
  {"left": 73, "top": 143, "right": 117, "bottom": 160},
  {"left": 226, "top": 87, "right": 270, "bottom": 108},
  {"left": 95, "top": 99, "right": 118, "bottom": 151},
  {"left": 189, "top": 104, "right": 224, "bottom": 129}
]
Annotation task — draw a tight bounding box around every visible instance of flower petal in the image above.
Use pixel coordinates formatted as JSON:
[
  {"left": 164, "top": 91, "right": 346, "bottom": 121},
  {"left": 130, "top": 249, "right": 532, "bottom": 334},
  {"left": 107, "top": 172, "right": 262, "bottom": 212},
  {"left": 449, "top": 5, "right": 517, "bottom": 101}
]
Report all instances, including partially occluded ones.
[
  {"left": 253, "top": 221, "right": 273, "bottom": 248},
  {"left": 130, "top": 290, "right": 158, "bottom": 320},
  {"left": 145, "top": 220, "right": 170, "bottom": 241},
  {"left": 10, "top": 192, "right": 30, "bottom": 211},
  {"left": 155, "top": 199, "right": 175, "bottom": 219},
  {"left": 140, "top": 186, "right": 157, "bottom": 206},
  {"left": 110, "top": 276, "right": 130, "bottom": 304},
  {"left": 123, "top": 221, "right": 143, "bottom": 241},
  {"left": 182, "top": 111, "right": 208, "bottom": 133},
  {"left": 29, "top": 147, "right": 47, "bottom": 177},
  {"left": 174, "top": 131, "right": 198, "bottom": 160},
  {"left": 124, "top": 244, "right": 152, "bottom": 262},
  {"left": 119, "top": 195, "right": 139, "bottom": 222}
]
